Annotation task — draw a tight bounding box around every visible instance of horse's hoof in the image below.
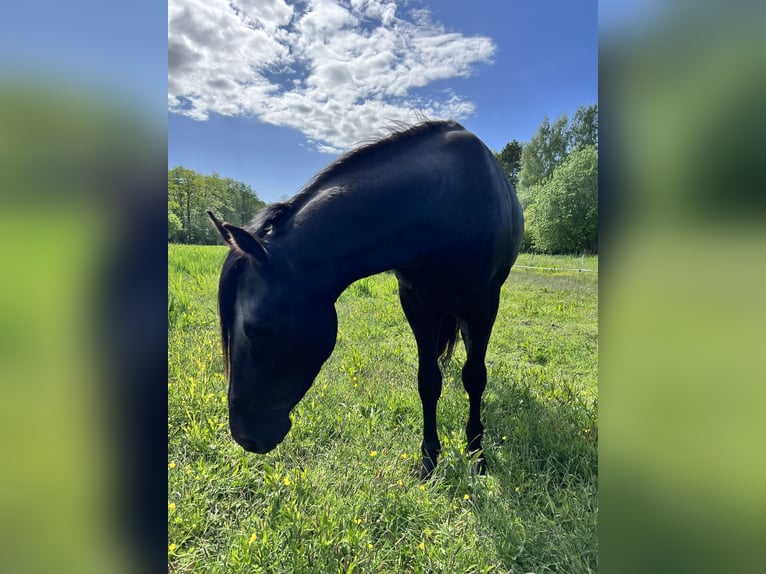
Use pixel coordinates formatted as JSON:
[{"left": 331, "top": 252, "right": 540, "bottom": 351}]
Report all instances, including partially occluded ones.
[
  {"left": 467, "top": 449, "right": 487, "bottom": 476},
  {"left": 419, "top": 456, "right": 437, "bottom": 480}
]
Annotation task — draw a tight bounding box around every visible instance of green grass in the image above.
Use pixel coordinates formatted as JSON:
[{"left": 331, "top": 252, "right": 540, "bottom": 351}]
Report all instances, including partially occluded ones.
[{"left": 168, "top": 245, "right": 598, "bottom": 573}]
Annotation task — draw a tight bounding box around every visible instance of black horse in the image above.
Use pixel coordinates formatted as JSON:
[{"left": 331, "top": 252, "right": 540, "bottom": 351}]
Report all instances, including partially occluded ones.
[{"left": 208, "top": 120, "right": 523, "bottom": 478}]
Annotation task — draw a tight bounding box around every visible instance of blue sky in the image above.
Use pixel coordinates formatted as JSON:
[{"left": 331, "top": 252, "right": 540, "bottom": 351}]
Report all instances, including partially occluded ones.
[{"left": 169, "top": 0, "right": 597, "bottom": 203}]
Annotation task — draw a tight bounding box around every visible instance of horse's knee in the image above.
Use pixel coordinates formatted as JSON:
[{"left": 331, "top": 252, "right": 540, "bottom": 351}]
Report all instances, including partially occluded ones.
[
  {"left": 462, "top": 359, "right": 487, "bottom": 395},
  {"left": 418, "top": 362, "right": 443, "bottom": 402}
]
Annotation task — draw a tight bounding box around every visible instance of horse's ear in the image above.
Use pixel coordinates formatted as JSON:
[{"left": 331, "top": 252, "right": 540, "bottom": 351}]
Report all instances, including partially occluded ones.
[
  {"left": 222, "top": 223, "right": 269, "bottom": 263},
  {"left": 206, "top": 210, "right": 268, "bottom": 262},
  {"left": 206, "top": 210, "right": 230, "bottom": 243}
]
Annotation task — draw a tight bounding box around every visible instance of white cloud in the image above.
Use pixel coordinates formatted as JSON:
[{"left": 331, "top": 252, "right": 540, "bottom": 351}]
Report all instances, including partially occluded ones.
[{"left": 168, "top": 0, "right": 495, "bottom": 152}]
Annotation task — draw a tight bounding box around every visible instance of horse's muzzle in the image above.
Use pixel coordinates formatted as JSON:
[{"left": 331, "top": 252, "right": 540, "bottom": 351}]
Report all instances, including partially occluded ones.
[{"left": 229, "top": 413, "right": 291, "bottom": 454}]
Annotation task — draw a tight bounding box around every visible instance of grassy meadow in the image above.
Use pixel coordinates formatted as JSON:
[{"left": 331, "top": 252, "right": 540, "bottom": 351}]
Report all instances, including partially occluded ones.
[{"left": 168, "top": 245, "right": 598, "bottom": 573}]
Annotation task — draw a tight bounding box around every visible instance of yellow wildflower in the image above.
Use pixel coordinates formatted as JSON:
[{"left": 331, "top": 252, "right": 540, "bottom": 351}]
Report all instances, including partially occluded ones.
[
  {"left": 168, "top": 543, "right": 177, "bottom": 553},
  {"left": 168, "top": 502, "right": 176, "bottom": 511},
  {"left": 283, "top": 476, "right": 291, "bottom": 486},
  {"left": 248, "top": 533, "right": 257, "bottom": 545},
  {"left": 370, "top": 450, "right": 377, "bottom": 457},
  {"left": 419, "top": 542, "right": 425, "bottom": 550},
  {"left": 168, "top": 461, "right": 176, "bottom": 469},
  {"left": 463, "top": 494, "right": 470, "bottom": 500}
]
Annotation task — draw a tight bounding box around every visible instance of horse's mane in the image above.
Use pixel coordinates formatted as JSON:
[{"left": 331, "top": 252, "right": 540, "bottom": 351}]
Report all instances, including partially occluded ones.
[{"left": 247, "top": 119, "right": 461, "bottom": 237}]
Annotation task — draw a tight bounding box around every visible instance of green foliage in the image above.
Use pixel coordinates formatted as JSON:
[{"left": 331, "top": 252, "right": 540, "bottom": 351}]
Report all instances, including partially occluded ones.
[
  {"left": 168, "top": 167, "right": 266, "bottom": 244},
  {"left": 168, "top": 209, "right": 183, "bottom": 241},
  {"left": 518, "top": 115, "right": 570, "bottom": 192},
  {"left": 169, "top": 246, "right": 598, "bottom": 573},
  {"left": 493, "top": 139, "right": 523, "bottom": 187},
  {"left": 526, "top": 146, "right": 598, "bottom": 254},
  {"left": 516, "top": 104, "right": 598, "bottom": 254},
  {"left": 518, "top": 104, "right": 598, "bottom": 194},
  {"left": 569, "top": 104, "right": 599, "bottom": 151}
]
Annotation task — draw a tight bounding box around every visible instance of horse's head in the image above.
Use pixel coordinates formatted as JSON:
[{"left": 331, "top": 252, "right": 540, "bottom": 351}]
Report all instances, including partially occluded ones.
[{"left": 207, "top": 211, "right": 337, "bottom": 454}]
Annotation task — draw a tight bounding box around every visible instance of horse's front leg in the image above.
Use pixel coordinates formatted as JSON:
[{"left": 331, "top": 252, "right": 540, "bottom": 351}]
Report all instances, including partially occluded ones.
[
  {"left": 462, "top": 358, "right": 487, "bottom": 475},
  {"left": 397, "top": 282, "right": 445, "bottom": 479},
  {"left": 418, "top": 356, "right": 443, "bottom": 479}
]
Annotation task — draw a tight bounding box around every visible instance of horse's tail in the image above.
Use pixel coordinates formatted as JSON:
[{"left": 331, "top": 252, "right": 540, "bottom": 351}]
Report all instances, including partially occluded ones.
[{"left": 438, "top": 314, "right": 461, "bottom": 363}]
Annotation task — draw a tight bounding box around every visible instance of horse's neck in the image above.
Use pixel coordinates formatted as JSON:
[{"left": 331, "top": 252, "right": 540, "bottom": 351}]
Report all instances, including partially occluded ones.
[{"left": 280, "top": 185, "right": 425, "bottom": 299}]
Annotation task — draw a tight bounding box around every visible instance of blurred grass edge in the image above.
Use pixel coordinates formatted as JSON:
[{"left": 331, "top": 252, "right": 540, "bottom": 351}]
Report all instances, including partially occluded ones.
[{"left": 600, "top": 2, "right": 766, "bottom": 573}]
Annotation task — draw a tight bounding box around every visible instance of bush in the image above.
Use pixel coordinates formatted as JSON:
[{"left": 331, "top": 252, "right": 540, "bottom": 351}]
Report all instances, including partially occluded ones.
[{"left": 526, "top": 145, "right": 598, "bottom": 253}]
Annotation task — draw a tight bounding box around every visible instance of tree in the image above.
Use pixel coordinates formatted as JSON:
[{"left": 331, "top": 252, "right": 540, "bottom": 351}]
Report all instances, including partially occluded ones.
[
  {"left": 569, "top": 103, "right": 598, "bottom": 151},
  {"left": 168, "top": 200, "right": 183, "bottom": 241},
  {"left": 168, "top": 166, "right": 199, "bottom": 243},
  {"left": 518, "top": 114, "right": 570, "bottom": 193},
  {"left": 167, "top": 167, "right": 266, "bottom": 244},
  {"left": 494, "top": 140, "right": 523, "bottom": 187},
  {"left": 525, "top": 145, "right": 598, "bottom": 253},
  {"left": 517, "top": 104, "right": 598, "bottom": 195}
]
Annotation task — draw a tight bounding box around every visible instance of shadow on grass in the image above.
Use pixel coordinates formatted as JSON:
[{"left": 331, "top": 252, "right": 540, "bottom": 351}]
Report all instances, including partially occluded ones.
[{"left": 434, "top": 373, "right": 598, "bottom": 573}]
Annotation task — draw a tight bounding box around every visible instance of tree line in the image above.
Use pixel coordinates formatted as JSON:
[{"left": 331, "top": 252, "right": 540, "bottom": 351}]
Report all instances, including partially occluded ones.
[
  {"left": 168, "top": 166, "right": 266, "bottom": 244},
  {"left": 169, "top": 103, "right": 596, "bottom": 253},
  {"left": 495, "top": 103, "right": 598, "bottom": 253}
]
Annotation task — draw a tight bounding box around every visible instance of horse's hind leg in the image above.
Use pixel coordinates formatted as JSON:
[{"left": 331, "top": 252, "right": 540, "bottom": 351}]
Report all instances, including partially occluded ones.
[
  {"left": 398, "top": 283, "right": 444, "bottom": 479},
  {"left": 459, "top": 286, "right": 501, "bottom": 475}
]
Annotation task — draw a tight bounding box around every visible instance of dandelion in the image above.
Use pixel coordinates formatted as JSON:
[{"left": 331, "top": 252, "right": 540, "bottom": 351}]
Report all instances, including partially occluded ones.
[
  {"left": 168, "top": 461, "right": 176, "bottom": 469},
  {"left": 283, "top": 476, "right": 291, "bottom": 486},
  {"left": 419, "top": 542, "right": 425, "bottom": 551},
  {"left": 397, "top": 480, "right": 403, "bottom": 487},
  {"left": 401, "top": 453, "right": 408, "bottom": 459},
  {"left": 248, "top": 533, "right": 257, "bottom": 545},
  {"left": 168, "top": 502, "right": 176, "bottom": 511},
  {"left": 368, "top": 543, "right": 374, "bottom": 550},
  {"left": 354, "top": 518, "right": 362, "bottom": 525},
  {"left": 419, "top": 484, "right": 426, "bottom": 491},
  {"left": 370, "top": 450, "right": 377, "bottom": 457},
  {"left": 168, "top": 543, "right": 177, "bottom": 553},
  {"left": 463, "top": 494, "right": 470, "bottom": 501}
]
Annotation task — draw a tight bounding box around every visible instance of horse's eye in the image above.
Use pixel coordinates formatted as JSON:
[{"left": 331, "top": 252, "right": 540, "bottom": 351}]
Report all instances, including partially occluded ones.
[{"left": 243, "top": 322, "right": 273, "bottom": 339}]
